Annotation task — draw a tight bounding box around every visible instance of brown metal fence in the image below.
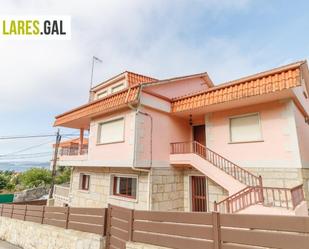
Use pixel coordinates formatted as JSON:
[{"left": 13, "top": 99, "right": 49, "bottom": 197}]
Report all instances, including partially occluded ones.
[
  {"left": 0, "top": 203, "right": 309, "bottom": 249},
  {"left": 0, "top": 204, "right": 107, "bottom": 235},
  {"left": 106, "top": 204, "right": 309, "bottom": 249}
]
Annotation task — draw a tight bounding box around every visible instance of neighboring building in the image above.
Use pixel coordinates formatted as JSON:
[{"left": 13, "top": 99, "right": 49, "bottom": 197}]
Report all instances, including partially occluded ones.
[{"left": 52, "top": 61, "right": 309, "bottom": 215}]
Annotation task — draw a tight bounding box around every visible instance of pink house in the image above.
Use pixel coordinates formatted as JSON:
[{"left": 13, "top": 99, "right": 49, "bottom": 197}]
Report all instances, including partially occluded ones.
[{"left": 52, "top": 61, "right": 309, "bottom": 215}]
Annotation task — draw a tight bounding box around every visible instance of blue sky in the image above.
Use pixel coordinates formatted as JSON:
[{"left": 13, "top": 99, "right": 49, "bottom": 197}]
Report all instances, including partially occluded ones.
[{"left": 0, "top": 0, "right": 309, "bottom": 162}]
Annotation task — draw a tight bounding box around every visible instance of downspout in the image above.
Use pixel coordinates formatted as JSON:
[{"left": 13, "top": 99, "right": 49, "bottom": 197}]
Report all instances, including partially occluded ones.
[{"left": 127, "top": 85, "right": 153, "bottom": 210}]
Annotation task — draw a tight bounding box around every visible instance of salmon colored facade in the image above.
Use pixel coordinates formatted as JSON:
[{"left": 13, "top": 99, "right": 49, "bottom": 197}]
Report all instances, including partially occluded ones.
[{"left": 52, "top": 62, "right": 309, "bottom": 215}]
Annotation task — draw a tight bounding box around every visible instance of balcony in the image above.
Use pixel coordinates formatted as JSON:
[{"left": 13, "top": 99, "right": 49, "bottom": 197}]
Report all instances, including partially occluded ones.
[
  {"left": 59, "top": 145, "right": 88, "bottom": 156},
  {"left": 54, "top": 135, "right": 89, "bottom": 167}
]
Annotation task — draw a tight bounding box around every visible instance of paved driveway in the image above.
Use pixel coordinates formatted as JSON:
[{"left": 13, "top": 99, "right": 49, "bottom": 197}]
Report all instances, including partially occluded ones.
[{"left": 0, "top": 241, "right": 21, "bottom": 249}]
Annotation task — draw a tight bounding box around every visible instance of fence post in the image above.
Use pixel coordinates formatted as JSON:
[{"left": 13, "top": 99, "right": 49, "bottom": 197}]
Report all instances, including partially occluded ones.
[
  {"left": 258, "top": 175, "right": 264, "bottom": 203},
  {"left": 214, "top": 201, "right": 218, "bottom": 212},
  {"left": 65, "top": 207, "right": 70, "bottom": 229},
  {"left": 10, "top": 205, "right": 14, "bottom": 218},
  {"left": 212, "top": 212, "right": 221, "bottom": 249},
  {"left": 24, "top": 205, "right": 27, "bottom": 221},
  {"left": 226, "top": 200, "right": 230, "bottom": 213},
  {"left": 41, "top": 206, "right": 45, "bottom": 224},
  {"left": 105, "top": 204, "right": 112, "bottom": 249},
  {"left": 128, "top": 209, "right": 134, "bottom": 241},
  {"left": 103, "top": 208, "right": 108, "bottom": 236},
  {"left": 0, "top": 204, "right": 3, "bottom": 216}
]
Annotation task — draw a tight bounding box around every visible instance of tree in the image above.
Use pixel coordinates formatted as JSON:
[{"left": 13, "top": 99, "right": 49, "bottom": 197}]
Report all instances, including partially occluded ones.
[
  {"left": 55, "top": 166, "right": 71, "bottom": 185},
  {"left": 19, "top": 168, "right": 52, "bottom": 188},
  {"left": 0, "top": 174, "right": 9, "bottom": 190}
]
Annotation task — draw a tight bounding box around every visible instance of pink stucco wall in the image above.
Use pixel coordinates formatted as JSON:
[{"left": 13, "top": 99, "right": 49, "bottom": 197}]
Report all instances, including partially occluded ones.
[
  {"left": 135, "top": 105, "right": 191, "bottom": 167},
  {"left": 145, "top": 77, "right": 209, "bottom": 99},
  {"left": 294, "top": 104, "right": 309, "bottom": 167},
  {"left": 87, "top": 109, "right": 135, "bottom": 166},
  {"left": 205, "top": 101, "right": 299, "bottom": 168}
]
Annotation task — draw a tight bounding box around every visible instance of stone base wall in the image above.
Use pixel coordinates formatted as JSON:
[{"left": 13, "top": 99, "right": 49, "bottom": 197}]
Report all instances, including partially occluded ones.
[
  {"left": 70, "top": 167, "right": 149, "bottom": 210},
  {"left": 150, "top": 168, "right": 184, "bottom": 211},
  {"left": 183, "top": 169, "right": 228, "bottom": 212},
  {"left": 0, "top": 217, "right": 104, "bottom": 249},
  {"left": 247, "top": 167, "right": 309, "bottom": 202},
  {"left": 69, "top": 166, "right": 229, "bottom": 212}
]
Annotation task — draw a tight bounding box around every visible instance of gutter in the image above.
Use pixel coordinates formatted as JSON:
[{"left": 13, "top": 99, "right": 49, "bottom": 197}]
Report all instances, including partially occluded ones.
[{"left": 127, "top": 85, "right": 153, "bottom": 210}]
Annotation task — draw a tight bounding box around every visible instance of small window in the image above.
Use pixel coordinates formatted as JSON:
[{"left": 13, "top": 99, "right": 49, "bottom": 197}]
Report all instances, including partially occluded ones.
[
  {"left": 111, "top": 84, "right": 124, "bottom": 93},
  {"left": 80, "top": 174, "right": 90, "bottom": 191},
  {"left": 97, "top": 91, "right": 108, "bottom": 99},
  {"left": 112, "top": 176, "right": 137, "bottom": 199},
  {"left": 98, "top": 118, "right": 124, "bottom": 144},
  {"left": 229, "top": 113, "right": 262, "bottom": 143}
]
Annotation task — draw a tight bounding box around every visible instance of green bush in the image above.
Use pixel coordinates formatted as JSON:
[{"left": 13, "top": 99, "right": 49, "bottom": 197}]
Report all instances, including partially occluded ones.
[{"left": 19, "top": 168, "right": 52, "bottom": 188}]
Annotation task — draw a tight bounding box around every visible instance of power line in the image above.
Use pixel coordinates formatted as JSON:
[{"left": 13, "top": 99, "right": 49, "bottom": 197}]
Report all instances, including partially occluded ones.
[
  {"left": 0, "top": 151, "right": 52, "bottom": 157},
  {"left": 0, "top": 133, "right": 78, "bottom": 140},
  {"left": 0, "top": 152, "right": 52, "bottom": 160},
  {"left": 0, "top": 138, "right": 55, "bottom": 157}
]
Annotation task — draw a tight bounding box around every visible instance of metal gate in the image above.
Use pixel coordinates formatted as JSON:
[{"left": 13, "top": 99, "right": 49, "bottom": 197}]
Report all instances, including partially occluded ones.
[{"left": 191, "top": 176, "right": 207, "bottom": 212}]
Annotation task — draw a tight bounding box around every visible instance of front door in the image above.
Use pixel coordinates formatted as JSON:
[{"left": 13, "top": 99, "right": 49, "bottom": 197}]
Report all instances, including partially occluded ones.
[
  {"left": 193, "top": 125, "right": 206, "bottom": 146},
  {"left": 191, "top": 176, "right": 207, "bottom": 212}
]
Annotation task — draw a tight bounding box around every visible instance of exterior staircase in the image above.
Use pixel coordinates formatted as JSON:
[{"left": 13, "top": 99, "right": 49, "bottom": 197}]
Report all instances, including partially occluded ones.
[{"left": 170, "top": 141, "right": 306, "bottom": 215}]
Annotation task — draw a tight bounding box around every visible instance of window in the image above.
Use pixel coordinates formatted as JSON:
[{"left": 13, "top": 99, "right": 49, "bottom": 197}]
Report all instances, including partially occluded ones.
[
  {"left": 80, "top": 174, "right": 90, "bottom": 191},
  {"left": 98, "top": 118, "right": 124, "bottom": 144},
  {"left": 229, "top": 113, "right": 262, "bottom": 143},
  {"left": 112, "top": 176, "right": 137, "bottom": 199},
  {"left": 111, "top": 84, "right": 124, "bottom": 93},
  {"left": 97, "top": 90, "right": 108, "bottom": 99}
]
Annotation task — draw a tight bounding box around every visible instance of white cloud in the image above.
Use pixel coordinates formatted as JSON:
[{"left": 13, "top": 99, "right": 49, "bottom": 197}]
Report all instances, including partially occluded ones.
[{"left": 1, "top": 0, "right": 278, "bottom": 160}]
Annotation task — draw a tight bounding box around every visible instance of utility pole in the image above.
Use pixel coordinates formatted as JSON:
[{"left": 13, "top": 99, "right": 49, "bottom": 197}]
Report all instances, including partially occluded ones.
[
  {"left": 88, "top": 56, "right": 102, "bottom": 102},
  {"left": 49, "top": 129, "right": 62, "bottom": 199}
]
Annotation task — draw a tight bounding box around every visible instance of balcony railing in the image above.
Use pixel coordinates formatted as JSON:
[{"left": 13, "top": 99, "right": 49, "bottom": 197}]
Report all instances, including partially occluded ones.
[
  {"left": 170, "top": 141, "right": 261, "bottom": 187},
  {"left": 59, "top": 145, "right": 88, "bottom": 156},
  {"left": 214, "top": 184, "right": 305, "bottom": 213},
  {"left": 53, "top": 185, "right": 70, "bottom": 203}
]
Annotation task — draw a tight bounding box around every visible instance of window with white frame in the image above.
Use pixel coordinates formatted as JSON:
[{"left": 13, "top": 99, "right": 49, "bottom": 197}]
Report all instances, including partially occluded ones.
[
  {"left": 111, "top": 83, "right": 124, "bottom": 93},
  {"left": 98, "top": 118, "right": 125, "bottom": 144},
  {"left": 97, "top": 90, "right": 108, "bottom": 99},
  {"left": 112, "top": 175, "right": 137, "bottom": 199},
  {"left": 229, "top": 113, "right": 262, "bottom": 143}
]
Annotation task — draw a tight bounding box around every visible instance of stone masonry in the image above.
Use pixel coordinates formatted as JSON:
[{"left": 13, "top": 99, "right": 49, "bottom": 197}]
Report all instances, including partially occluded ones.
[
  {"left": 0, "top": 217, "right": 104, "bottom": 249},
  {"left": 150, "top": 167, "right": 184, "bottom": 211},
  {"left": 70, "top": 167, "right": 149, "bottom": 210}
]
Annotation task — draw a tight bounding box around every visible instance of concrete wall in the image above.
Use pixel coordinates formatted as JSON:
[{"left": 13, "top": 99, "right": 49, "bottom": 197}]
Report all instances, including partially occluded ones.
[
  {"left": 70, "top": 167, "right": 150, "bottom": 210},
  {"left": 0, "top": 217, "right": 104, "bottom": 249}
]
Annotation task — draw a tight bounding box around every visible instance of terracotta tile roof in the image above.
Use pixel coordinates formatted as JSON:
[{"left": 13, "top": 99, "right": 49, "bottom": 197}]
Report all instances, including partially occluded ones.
[
  {"left": 91, "top": 71, "right": 157, "bottom": 92},
  {"left": 54, "top": 86, "right": 140, "bottom": 127},
  {"left": 126, "top": 71, "right": 157, "bottom": 86},
  {"left": 171, "top": 61, "right": 304, "bottom": 113},
  {"left": 54, "top": 138, "right": 88, "bottom": 148}
]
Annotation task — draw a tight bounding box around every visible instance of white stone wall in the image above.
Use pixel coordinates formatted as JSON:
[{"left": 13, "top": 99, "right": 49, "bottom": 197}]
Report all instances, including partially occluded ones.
[
  {"left": 248, "top": 167, "right": 309, "bottom": 205},
  {"left": 70, "top": 167, "right": 150, "bottom": 210},
  {"left": 150, "top": 168, "right": 184, "bottom": 211},
  {"left": 0, "top": 217, "right": 104, "bottom": 249}
]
